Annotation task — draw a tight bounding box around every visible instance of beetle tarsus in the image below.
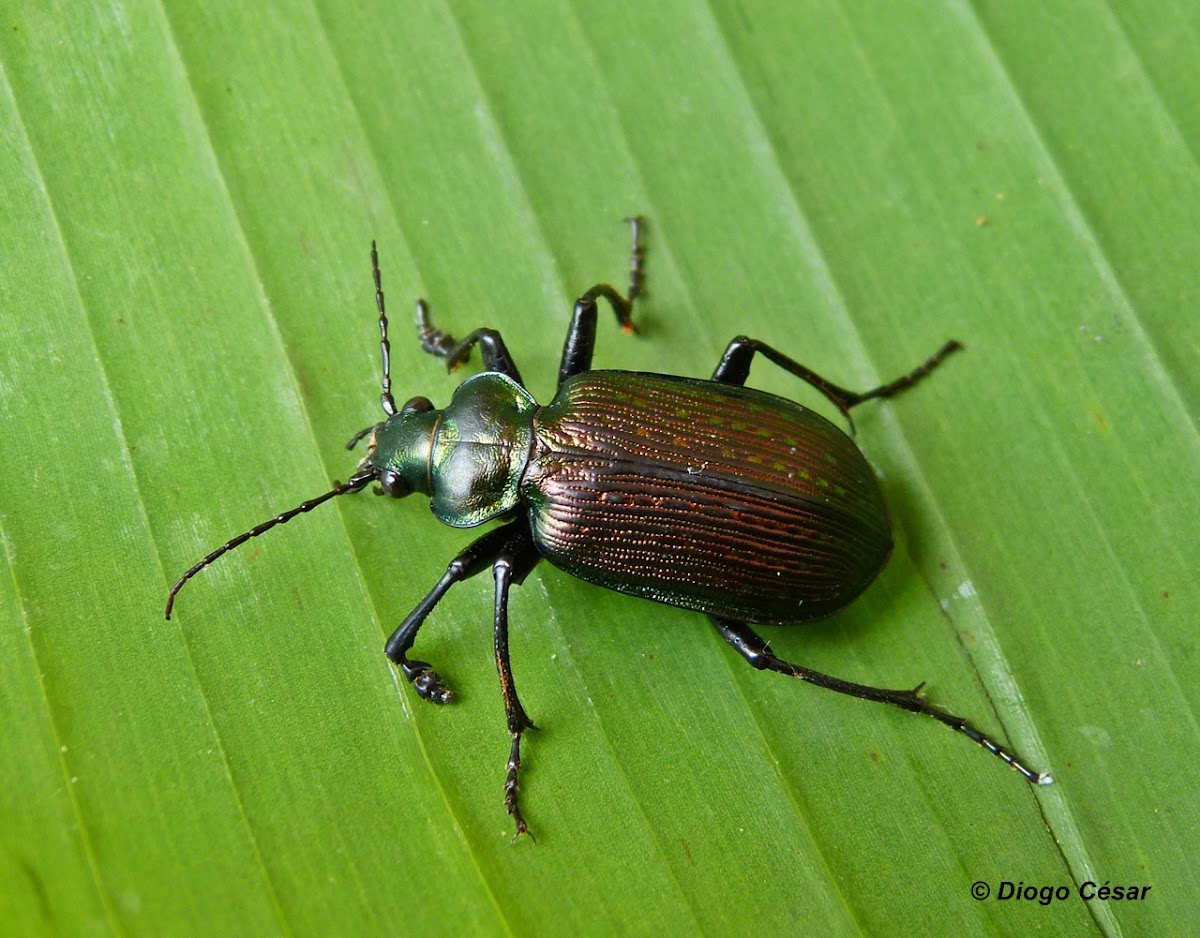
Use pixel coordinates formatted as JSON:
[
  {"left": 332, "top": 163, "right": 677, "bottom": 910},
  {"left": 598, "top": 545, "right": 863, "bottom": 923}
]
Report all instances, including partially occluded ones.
[
  {"left": 405, "top": 663, "right": 454, "bottom": 704},
  {"left": 847, "top": 339, "right": 964, "bottom": 409},
  {"left": 415, "top": 298, "right": 465, "bottom": 364},
  {"left": 505, "top": 733, "right": 535, "bottom": 842},
  {"left": 623, "top": 215, "right": 646, "bottom": 303},
  {"left": 923, "top": 704, "right": 1051, "bottom": 786}
]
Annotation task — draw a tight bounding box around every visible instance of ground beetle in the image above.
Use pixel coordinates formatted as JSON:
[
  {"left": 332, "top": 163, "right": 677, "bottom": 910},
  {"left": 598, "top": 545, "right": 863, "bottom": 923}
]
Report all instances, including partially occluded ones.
[{"left": 166, "top": 219, "right": 1052, "bottom": 838}]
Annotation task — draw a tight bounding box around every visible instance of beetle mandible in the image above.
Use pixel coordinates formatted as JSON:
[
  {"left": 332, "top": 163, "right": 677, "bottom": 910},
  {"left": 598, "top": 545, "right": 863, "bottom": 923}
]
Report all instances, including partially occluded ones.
[{"left": 165, "top": 218, "right": 1051, "bottom": 838}]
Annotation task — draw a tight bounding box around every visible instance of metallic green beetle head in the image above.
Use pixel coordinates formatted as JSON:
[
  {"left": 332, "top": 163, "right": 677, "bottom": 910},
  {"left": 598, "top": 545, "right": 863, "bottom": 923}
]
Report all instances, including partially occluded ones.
[
  {"left": 362, "top": 372, "right": 537, "bottom": 528},
  {"left": 360, "top": 395, "right": 440, "bottom": 499}
]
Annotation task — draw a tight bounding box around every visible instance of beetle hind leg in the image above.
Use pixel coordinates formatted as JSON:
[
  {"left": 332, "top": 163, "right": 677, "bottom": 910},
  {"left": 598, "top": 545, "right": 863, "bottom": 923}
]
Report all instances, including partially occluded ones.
[
  {"left": 711, "top": 336, "right": 962, "bottom": 425},
  {"left": 710, "top": 617, "right": 1052, "bottom": 786}
]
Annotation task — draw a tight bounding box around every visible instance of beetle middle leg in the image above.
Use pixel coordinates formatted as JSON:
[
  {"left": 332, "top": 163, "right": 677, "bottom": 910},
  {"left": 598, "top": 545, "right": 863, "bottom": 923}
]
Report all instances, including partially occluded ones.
[
  {"left": 710, "top": 616, "right": 1051, "bottom": 785},
  {"left": 557, "top": 216, "right": 645, "bottom": 384},
  {"left": 491, "top": 525, "right": 541, "bottom": 840},
  {"left": 711, "top": 336, "right": 962, "bottom": 425}
]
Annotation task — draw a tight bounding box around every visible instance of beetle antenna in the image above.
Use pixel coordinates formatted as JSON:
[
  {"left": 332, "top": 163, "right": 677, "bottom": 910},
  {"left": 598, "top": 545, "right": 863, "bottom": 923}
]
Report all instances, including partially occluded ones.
[
  {"left": 164, "top": 468, "right": 377, "bottom": 619},
  {"left": 372, "top": 241, "right": 397, "bottom": 417}
]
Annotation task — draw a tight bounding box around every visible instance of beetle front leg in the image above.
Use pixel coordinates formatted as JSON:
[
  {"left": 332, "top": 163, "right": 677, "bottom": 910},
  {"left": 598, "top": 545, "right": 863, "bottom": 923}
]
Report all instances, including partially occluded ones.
[
  {"left": 711, "top": 336, "right": 962, "bottom": 424},
  {"left": 384, "top": 524, "right": 522, "bottom": 702},
  {"left": 710, "top": 616, "right": 1052, "bottom": 786},
  {"left": 413, "top": 300, "right": 526, "bottom": 386},
  {"left": 491, "top": 525, "right": 541, "bottom": 840},
  {"left": 371, "top": 243, "right": 528, "bottom": 406}
]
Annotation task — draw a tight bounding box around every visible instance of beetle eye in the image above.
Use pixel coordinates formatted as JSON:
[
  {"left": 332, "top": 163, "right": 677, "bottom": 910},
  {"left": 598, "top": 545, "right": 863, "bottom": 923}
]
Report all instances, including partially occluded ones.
[
  {"left": 378, "top": 469, "right": 410, "bottom": 498},
  {"left": 400, "top": 396, "right": 434, "bottom": 414}
]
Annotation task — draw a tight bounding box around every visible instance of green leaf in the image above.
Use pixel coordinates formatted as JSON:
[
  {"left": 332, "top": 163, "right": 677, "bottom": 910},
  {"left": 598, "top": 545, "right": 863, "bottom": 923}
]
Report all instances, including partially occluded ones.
[{"left": 2, "top": 1, "right": 1194, "bottom": 934}]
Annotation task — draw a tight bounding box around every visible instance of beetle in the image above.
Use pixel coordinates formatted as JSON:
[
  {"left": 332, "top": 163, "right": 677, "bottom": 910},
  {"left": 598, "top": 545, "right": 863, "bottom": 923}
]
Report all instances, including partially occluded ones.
[{"left": 166, "top": 218, "right": 1051, "bottom": 838}]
